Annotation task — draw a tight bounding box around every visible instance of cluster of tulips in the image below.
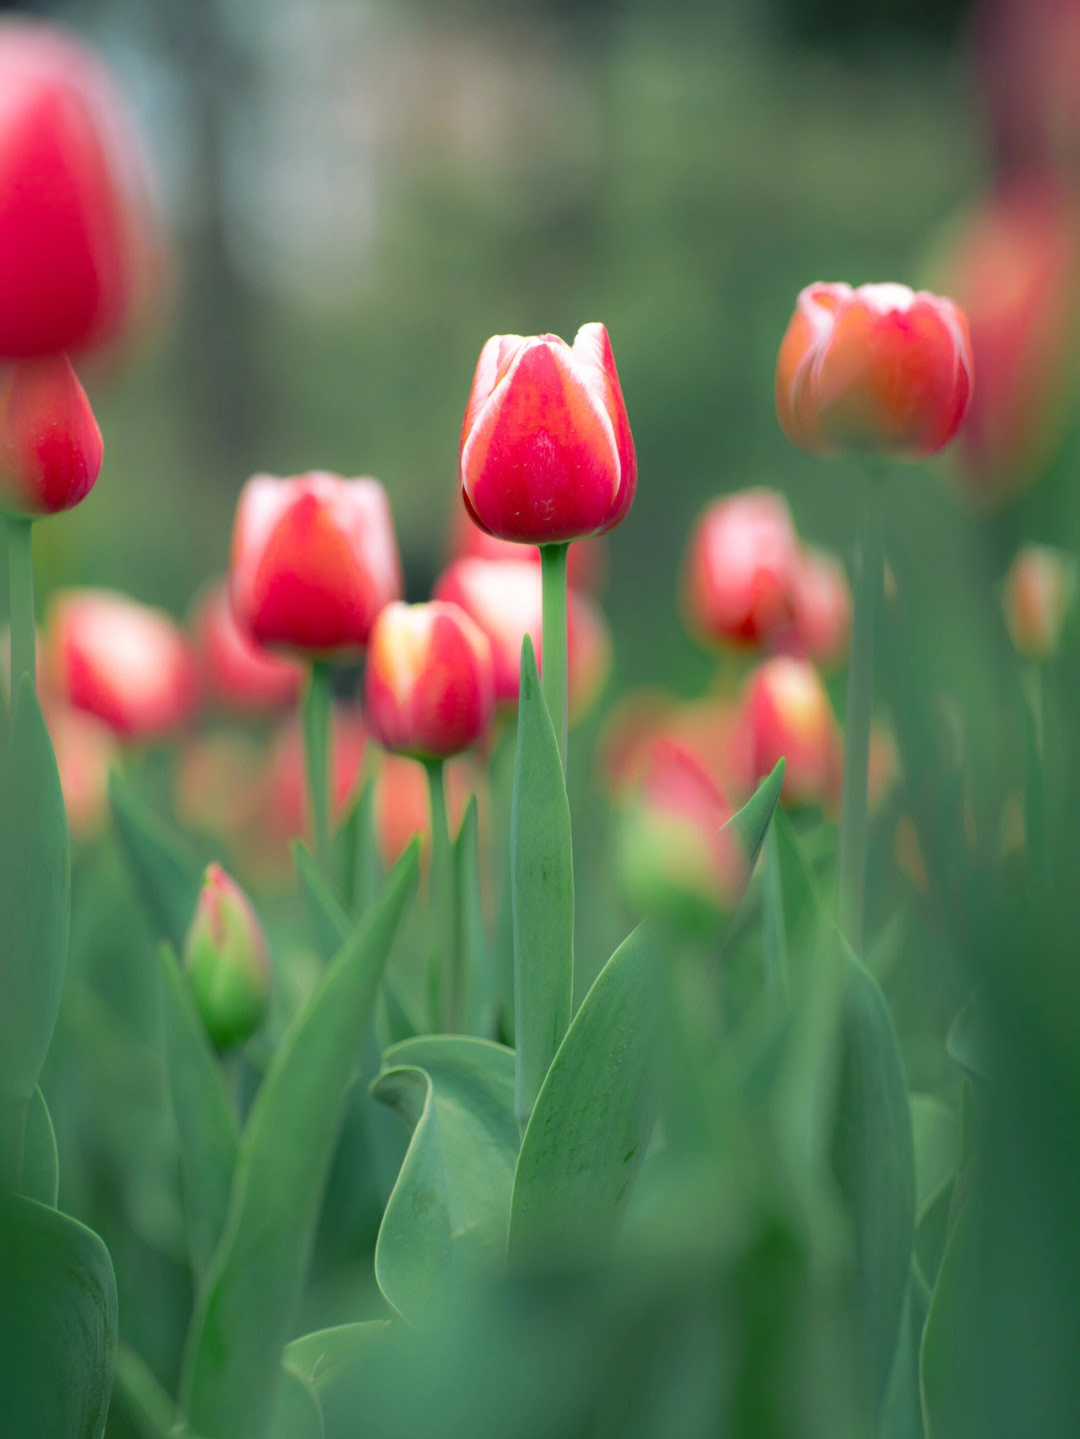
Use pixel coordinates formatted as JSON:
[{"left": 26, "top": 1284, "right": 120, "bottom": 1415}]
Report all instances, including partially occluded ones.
[{"left": 5, "top": 12, "right": 1080, "bottom": 1439}]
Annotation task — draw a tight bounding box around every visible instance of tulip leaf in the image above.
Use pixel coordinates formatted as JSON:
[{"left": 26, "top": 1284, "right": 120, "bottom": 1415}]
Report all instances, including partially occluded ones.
[
  {"left": 910, "top": 1092, "right": 960, "bottom": 1222},
  {"left": 334, "top": 777, "right": 380, "bottom": 916},
  {"left": 267, "top": 1368, "right": 324, "bottom": 1439},
  {"left": 829, "top": 937, "right": 916, "bottom": 1421},
  {"left": 511, "top": 636, "right": 574, "bottom": 1128},
  {"left": 293, "top": 839, "right": 352, "bottom": 960},
  {"left": 372, "top": 1036, "right": 518, "bottom": 1322},
  {"left": 732, "top": 758, "right": 786, "bottom": 868},
  {"left": 114, "top": 1342, "right": 182, "bottom": 1439},
  {"left": 945, "top": 987, "right": 991, "bottom": 1080},
  {"left": 21, "top": 1085, "right": 59, "bottom": 1209},
  {"left": 507, "top": 921, "right": 668, "bottom": 1264},
  {"left": 157, "top": 942, "right": 239, "bottom": 1278},
  {"left": 283, "top": 1321, "right": 393, "bottom": 1396},
  {"left": 0, "top": 675, "right": 70, "bottom": 1098},
  {"left": 0, "top": 1190, "right": 117, "bottom": 1438},
  {"left": 108, "top": 771, "right": 204, "bottom": 952},
  {"left": 454, "top": 796, "right": 492, "bottom": 1036},
  {"left": 877, "top": 1267, "right": 931, "bottom": 1439},
  {"left": 180, "top": 841, "right": 420, "bottom": 1439}
]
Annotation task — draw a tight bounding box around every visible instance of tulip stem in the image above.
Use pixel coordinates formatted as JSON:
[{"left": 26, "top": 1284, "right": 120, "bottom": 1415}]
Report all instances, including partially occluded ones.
[
  {"left": 837, "top": 502, "right": 883, "bottom": 954},
  {"left": 540, "top": 542, "right": 570, "bottom": 774},
  {"left": 425, "top": 759, "right": 457, "bottom": 1031},
  {"left": 5, "top": 514, "right": 36, "bottom": 695},
  {"left": 303, "top": 661, "right": 333, "bottom": 874}
]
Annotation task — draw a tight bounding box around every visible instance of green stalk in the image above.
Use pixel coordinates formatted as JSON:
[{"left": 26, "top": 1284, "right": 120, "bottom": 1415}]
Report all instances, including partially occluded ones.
[
  {"left": 302, "top": 661, "right": 333, "bottom": 874},
  {"left": 425, "top": 759, "right": 456, "bottom": 1031},
  {"left": 540, "top": 541, "right": 570, "bottom": 774},
  {"left": 5, "top": 514, "right": 35, "bottom": 694},
  {"left": 837, "top": 501, "right": 883, "bottom": 954}
]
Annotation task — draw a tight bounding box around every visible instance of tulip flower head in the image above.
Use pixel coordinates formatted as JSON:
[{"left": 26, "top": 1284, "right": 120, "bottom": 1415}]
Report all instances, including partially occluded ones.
[
  {"left": 229, "top": 472, "right": 402, "bottom": 659},
  {"left": 741, "top": 655, "right": 841, "bottom": 810},
  {"left": 46, "top": 588, "right": 198, "bottom": 741},
  {"left": 191, "top": 580, "right": 303, "bottom": 718},
  {"left": 364, "top": 600, "right": 495, "bottom": 761},
  {"left": 682, "top": 489, "right": 802, "bottom": 650},
  {"left": 459, "top": 323, "right": 635, "bottom": 544},
  {"left": 776, "top": 282, "right": 973, "bottom": 460},
  {"left": 0, "top": 353, "right": 103, "bottom": 517},
  {"left": 0, "top": 18, "right": 162, "bottom": 358},
  {"left": 183, "top": 865, "right": 272, "bottom": 1051}
]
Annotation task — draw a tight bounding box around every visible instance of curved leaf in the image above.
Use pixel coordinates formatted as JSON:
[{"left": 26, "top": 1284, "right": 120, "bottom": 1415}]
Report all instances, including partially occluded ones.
[
  {"left": 0, "top": 1191, "right": 117, "bottom": 1438},
  {"left": 512, "top": 636, "right": 573, "bottom": 1128},
  {"left": 284, "top": 1321, "right": 393, "bottom": 1396},
  {"left": 267, "top": 1368, "right": 324, "bottom": 1439},
  {"left": 0, "top": 675, "right": 69, "bottom": 1097},
  {"left": 507, "top": 922, "right": 668, "bottom": 1265},
  {"left": 22, "top": 1084, "right": 59, "bottom": 1208},
  {"left": 180, "top": 842, "right": 419, "bottom": 1439},
  {"left": 372, "top": 1036, "right": 517, "bottom": 1321}
]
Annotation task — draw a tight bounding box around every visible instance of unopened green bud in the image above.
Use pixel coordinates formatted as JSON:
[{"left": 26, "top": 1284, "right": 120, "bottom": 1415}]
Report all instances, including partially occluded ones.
[{"left": 183, "top": 864, "right": 271, "bottom": 1049}]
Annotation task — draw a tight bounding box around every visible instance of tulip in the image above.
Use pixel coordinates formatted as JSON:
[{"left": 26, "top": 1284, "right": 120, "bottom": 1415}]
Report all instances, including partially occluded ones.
[
  {"left": 459, "top": 323, "right": 635, "bottom": 545},
  {"left": 0, "top": 354, "right": 103, "bottom": 517},
  {"left": 446, "top": 495, "right": 607, "bottom": 592},
  {"left": 682, "top": 489, "right": 802, "bottom": 649},
  {"left": 183, "top": 865, "right": 272, "bottom": 1050},
  {"left": 229, "top": 472, "right": 402, "bottom": 659},
  {"left": 364, "top": 600, "right": 495, "bottom": 761},
  {"left": 45, "top": 588, "right": 198, "bottom": 741},
  {"left": 782, "top": 545, "right": 853, "bottom": 670},
  {"left": 615, "top": 738, "right": 749, "bottom": 934},
  {"left": 924, "top": 175, "right": 1080, "bottom": 509},
  {"left": 1002, "top": 542, "right": 1077, "bottom": 658},
  {"left": 741, "top": 656, "right": 841, "bottom": 810},
  {"left": 0, "top": 18, "right": 162, "bottom": 358},
  {"left": 775, "top": 282, "right": 973, "bottom": 460},
  {"left": 191, "top": 580, "right": 303, "bottom": 718}
]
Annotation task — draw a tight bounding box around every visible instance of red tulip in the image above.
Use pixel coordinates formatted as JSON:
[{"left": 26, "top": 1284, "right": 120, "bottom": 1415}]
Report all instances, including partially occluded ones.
[
  {"left": 1002, "top": 542, "right": 1077, "bottom": 657},
  {"left": 0, "top": 18, "right": 161, "bottom": 358},
  {"left": 459, "top": 323, "right": 635, "bottom": 544},
  {"left": 191, "top": 581, "right": 303, "bottom": 718},
  {"left": 0, "top": 353, "right": 102, "bottom": 517},
  {"left": 229, "top": 472, "right": 402, "bottom": 659},
  {"left": 45, "top": 588, "right": 198, "bottom": 741},
  {"left": 776, "top": 282, "right": 973, "bottom": 460},
  {"left": 741, "top": 656, "right": 841, "bottom": 810},
  {"left": 682, "top": 489, "right": 801, "bottom": 649},
  {"left": 781, "top": 545, "right": 852, "bottom": 671},
  {"left": 364, "top": 600, "right": 495, "bottom": 761}
]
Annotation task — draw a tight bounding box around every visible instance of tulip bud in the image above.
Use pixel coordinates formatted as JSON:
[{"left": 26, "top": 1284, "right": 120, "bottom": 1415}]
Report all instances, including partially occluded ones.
[
  {"left": 615, "top": 739, "right": 749, "bottom": 933},
  {"left": 776, "top": 282, "right": 973, "bottom": 460},
  {"left": 229, "top": 472, "right": 403, "bottom": 659},
  {"left": 1002, "top": 542, "right": 1077, "bottom": 658},
  {"left": 0, "top": 18, "right": 162, "bottom": 358},
  {"left": 741, "top": 656, "right": 841, "bottom": 810},
  {"left": 433, "top": 556, "right": 610, "bottom": 721},
  {"left": 45, "top": 588, "right": 198, "bottom": 741},
  {"left": 459, "top": 323, "right": 635, "bottom": 544},
  {"left": 191, "top": 580, "right": 303, "bottom": 718},
  {"left": 364, "top": 600, "right": 495, "bottom": 761},
  {"left": 0, "top": 354, "right": 103, "bottom": 517},
  {"left": 182, "top": 864, "right": 272, "bottom": 1050},
  {"left": 681, "top": 489, "right": 801, "bottom": 649}
]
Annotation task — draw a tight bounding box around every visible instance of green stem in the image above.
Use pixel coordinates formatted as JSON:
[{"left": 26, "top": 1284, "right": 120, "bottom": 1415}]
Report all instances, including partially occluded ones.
[
  {"left": 837, "top": 502, "right": 883, "bottom": 954},
  {"left": 5, "top": 514, "right": 35, "bottom": 695},
  {"left": 425, "top": 759, "right": 457, "bottom": 1031},
  {"left": 540, "top": 541, "right": 570, "bottom": 775},
  {"left": 302, "top": 661, "right": 333, "bottom": 875}
]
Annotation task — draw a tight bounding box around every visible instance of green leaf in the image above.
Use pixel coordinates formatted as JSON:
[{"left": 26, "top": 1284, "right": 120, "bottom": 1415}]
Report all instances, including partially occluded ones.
[
  {"left": 0, "top": 675, "right": 70, "bottom": 1097},
  {"left": 946, "top": 988, "right": 991, "bottom": 1080},
  {"left": 157, "top": 943, "right": 239, "bottom": 1278},
  {"left": 760, "top": 802, "right": 821, "bottom": 1007},
  {"left": 293, "top": 839, "right": 351, "bottom": 960},
  {"left": 334, "top": 778, "right": 380, "bottom": 915},
  {"left": 108, "top": 771, "right": 204, "bottom": 952},
  {"left": 267, "top": 1369, "right": 324, "bottom": 1439},
  {"left": 0, "top": 1191, "right": 117, "bottom": 1438},
  {"left": 829, "top": 939, "right": 916, "bottom": 1421},
  {"left": 283, "top": 1321, "right": 393, "bottom": 1396},
  {"left": 732, "top": 758, "right": 786, "bottom": 869},
  {"left": 511, "top": 636, "right": 574, "bottom": 1128},
  {"left": 114, "top": 1342, "right": 181, "bottom": 1439},
  {"left": 910, "top": 1093, "right": 959, "bottom": 1221},
  {"left": 454, "top": 796, "right": 491, "bottom": 1036},
  {"left": 372, "top": 1036, "right": 517, "bottom": 1321},
  {"left": 507, "top": 922, "right": 668, "bottom": 1265},
  {"left": 21, "top": 1085, "right": 59, "bottom": 1208},
  {"left": 877, "top": 1268, "right": 931, "bottom": 1439},
  {"left": 180, "top": 842, "right": 420, "bottom": 1439}
]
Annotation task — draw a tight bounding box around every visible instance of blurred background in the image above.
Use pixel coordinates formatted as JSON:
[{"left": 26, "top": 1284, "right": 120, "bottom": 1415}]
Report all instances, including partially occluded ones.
[{"left": 4, "top": 0, "right": 1015, "bottom": 698}]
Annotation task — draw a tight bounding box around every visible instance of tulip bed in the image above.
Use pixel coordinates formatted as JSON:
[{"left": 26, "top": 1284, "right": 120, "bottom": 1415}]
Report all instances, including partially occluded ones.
[{"left": 4, "top": 14, "right": 1080, "bottom": 1439}]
